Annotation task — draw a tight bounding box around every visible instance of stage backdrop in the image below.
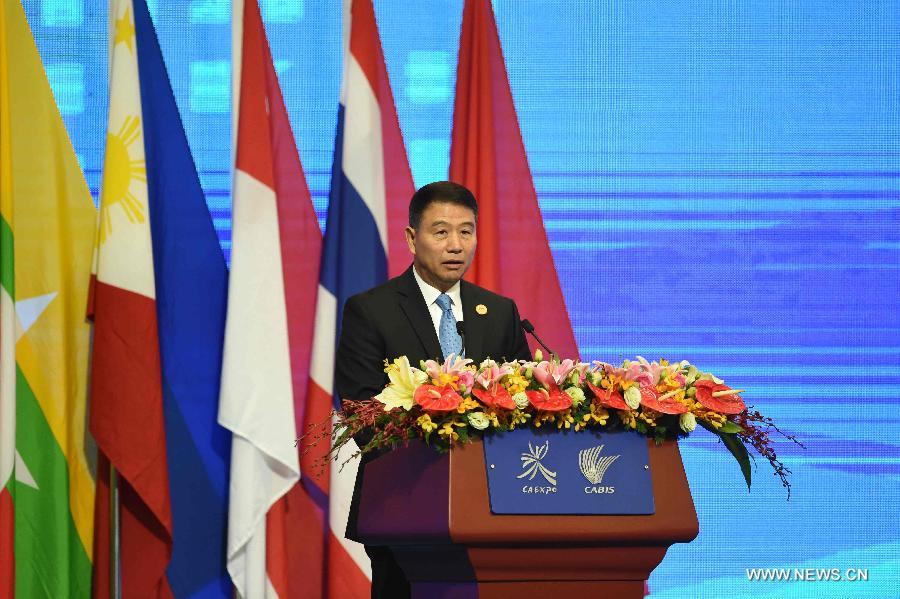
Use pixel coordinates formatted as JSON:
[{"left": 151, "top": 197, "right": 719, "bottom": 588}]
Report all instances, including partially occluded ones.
[{"left": 24, "top": 0, "right": 899, "bottom": 596}]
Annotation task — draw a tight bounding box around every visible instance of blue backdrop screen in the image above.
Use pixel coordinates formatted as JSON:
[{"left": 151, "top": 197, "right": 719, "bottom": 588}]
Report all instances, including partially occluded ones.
[{"left": 24, "top": 0, "right": 900, "bottom": 596}]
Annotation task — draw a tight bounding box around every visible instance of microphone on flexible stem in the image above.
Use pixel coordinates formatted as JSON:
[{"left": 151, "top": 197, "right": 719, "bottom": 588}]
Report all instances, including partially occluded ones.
[
  {"left": 521, "top": 319, "right": 556, "bottom": 360},
  {"left": 456, "top": 321, "right": 467, "bottom": 358}
]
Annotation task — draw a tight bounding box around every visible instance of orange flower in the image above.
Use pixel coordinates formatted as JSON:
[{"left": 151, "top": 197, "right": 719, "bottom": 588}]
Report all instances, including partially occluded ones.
[
  {"left": 639, "top": 385, "right": 689, "bottom": 415},
  {"left": 471, "top": 386, "right": 517, "bottom": 410},
  {"left": 694, "top": 380, "right": 746, "bottom": 415},
  {"left": 525, "top": 387, "right": 572, "bottom": 412},
  {"left": 414, "top": 384, "right": 463, "bottom": 412},
  {"left": 586, "top": 380, "right": 629, "bottom": 410}
]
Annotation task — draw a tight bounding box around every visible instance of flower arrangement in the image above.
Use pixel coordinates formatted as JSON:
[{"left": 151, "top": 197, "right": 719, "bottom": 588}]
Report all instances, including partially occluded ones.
[{"left": 306, "top": 351, "right": 801, "bottom": 496}]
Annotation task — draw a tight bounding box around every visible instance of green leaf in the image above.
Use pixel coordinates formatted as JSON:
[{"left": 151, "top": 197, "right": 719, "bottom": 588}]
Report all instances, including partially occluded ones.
[
  {"left": 457, "top": 427, "right": 470, "bottom": 443},
  {"left": 719, "top": 421, "right": 744, "bottom": 434},
  {"left": 699, "top": 421, "right": 751, "bottom": 490}
]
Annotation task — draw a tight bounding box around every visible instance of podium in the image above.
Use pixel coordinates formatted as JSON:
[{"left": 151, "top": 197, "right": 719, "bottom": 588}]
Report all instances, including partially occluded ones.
[{"left": 357, "top": 434, "right": 699, "bottom": 598}]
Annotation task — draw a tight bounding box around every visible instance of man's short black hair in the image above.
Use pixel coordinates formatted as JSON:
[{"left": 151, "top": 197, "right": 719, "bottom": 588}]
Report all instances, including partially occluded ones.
[{"left": 408, "top": 181, "right": 479, "bottom": 229}]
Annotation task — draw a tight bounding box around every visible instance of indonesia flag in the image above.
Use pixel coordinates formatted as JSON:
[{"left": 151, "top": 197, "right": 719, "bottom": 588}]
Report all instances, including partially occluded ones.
[
  {"left": 301, "top": 0, "right": 415, "bottom": 596},
  {"left": 219, "top": 0, "right": 322, "bottom": 597}
]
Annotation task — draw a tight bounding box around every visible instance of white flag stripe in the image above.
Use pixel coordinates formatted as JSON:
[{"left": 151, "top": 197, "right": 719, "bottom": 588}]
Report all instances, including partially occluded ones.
[
  {"left": 0, "top": 288, "right": 15, "bottom": 488},
  {"left": 98, "top": 0, "right": 155, "bottom": 299},
  {"left": 308, "top": 285, "right": 337, "bottom": 393},
  {"left": 220, "top": 171, "right": 298, "bottom": 469},
  {"left": 329, "top": 441, "right": 371, "bottom": 579},
  {"left": 219, "top": 167, "right": 299, "bottom": 597},
  {"left": 341, "top": 55, "right": 389, "bottom": 255}
]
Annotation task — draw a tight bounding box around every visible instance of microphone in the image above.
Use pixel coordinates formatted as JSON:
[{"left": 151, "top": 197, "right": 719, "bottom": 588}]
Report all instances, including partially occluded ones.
[
  {"left": 456, "top": 321, "right": 467, "bottom": 358},
  {"left": 521, "top": 319, "right": 556, "bottom": 361}
]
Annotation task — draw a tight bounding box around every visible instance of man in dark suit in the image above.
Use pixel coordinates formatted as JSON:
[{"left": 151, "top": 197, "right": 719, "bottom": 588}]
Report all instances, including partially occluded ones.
[{"left": 335, "top": 181, "right": 532, "bottom": 598}]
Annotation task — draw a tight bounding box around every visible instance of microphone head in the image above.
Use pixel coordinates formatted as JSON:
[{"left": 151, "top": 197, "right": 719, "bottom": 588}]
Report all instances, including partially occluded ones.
[
  {"left": 521, "top": 319, "right": 535, "bottom": 333},
  {"left": 456, "top": 321, "right": 466, "bottom": 336}
]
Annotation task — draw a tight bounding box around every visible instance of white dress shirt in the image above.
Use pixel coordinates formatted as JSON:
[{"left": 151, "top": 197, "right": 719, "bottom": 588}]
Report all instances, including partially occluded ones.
[{"left": 412, "top": 266, "right": 464, "bottom": 341}]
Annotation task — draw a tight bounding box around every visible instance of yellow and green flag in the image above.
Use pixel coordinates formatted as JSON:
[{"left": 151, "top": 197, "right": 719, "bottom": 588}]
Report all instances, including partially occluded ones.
[{"left": 0, "top": 0, "right": 98, "bottom": 596}]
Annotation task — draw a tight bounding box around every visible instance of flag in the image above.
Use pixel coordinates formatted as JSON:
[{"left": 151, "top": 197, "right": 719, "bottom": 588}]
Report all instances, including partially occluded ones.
[
  {"left": 449, "top": 0, "right": 579, "bottom": 360},
  {"left": 219, "top": 0, "right": 322, "bottom": 596},
  {"left": 302, "top": 0, "right": 415, "bottom": 596},
  {"left": 127, "top": 0, "right": 232, "bottom": 595},
  {"left": 0, "top": 1, "right": 97, "bottom": 596},
  {"left": 89, "top": 0, "right": 172, "bottom": 596}
]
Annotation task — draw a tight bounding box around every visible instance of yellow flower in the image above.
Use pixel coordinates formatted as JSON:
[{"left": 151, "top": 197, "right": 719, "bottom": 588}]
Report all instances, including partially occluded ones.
[
  {"left": 375, "top": 356, "right": 428, "bottom": 411},
  {"left": 438, "top": 420, "right": 467, "bottom": 441},
  {"left": 504, "top": 372, "right": 529, "bottom": 396},
  {"left": 638, "top": 411, "right": 657, "bottom": 428},
  {"left": 619, "top": 410, "right": 637, "bottom": 429},
  {"left": 456, "top": 396, "right": 480, "bottom": 414},
  {"left": 556, "top": 412, "right": 575, "bottom": 429},
  {"left": 509, "top": 410, "right": 530, "bottom": 428},
  {"left": 416, "top": 414, "right": 437, "bottom": 433},
  {"left": 687, "top": 399, "right": 727, "bottom": 429},
  {"left": 484, "top": 409, "right": 501, "bottom": 428},
  {"left": 576, "top": 403, "right": 609, "bottom": 430},
  {"left": 533, "top": 412, "right": 556, "bottom": 428},
  {"left": 698, "top": 410, "right": 726, "bottom": 429}
]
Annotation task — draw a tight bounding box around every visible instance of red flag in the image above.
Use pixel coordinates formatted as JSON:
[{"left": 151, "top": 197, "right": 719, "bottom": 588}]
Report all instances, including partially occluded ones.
[{"left": 450, "top": 0, "right": 579, "bottom": 360}]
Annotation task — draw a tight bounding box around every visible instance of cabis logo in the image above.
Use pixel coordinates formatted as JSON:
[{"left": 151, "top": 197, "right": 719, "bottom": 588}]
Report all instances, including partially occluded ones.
[
  {"left": 517, "top": 441, "right": 557, "bottom": 494},
  {"left": 579, "top": 444, "right": 619, "bottom": 494}
]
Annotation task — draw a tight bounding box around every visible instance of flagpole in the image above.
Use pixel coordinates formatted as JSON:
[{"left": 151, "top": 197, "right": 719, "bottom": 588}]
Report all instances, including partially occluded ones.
[
  {"left": 107, "top": 3, "right": 121, "bottom": 597},
  {"left": 110, "top": 465, "right": 121, "bottom": 599}
]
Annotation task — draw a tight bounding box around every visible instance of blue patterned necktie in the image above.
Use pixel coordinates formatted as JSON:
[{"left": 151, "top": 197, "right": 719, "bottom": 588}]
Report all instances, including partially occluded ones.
[{"left": 435, "top": 293, "right": 463, "bottom": 359}]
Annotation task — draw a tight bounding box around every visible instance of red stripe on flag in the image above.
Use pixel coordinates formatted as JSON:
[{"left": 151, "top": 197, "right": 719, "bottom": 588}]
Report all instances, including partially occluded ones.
[
  {"left": 299, "top": 380, "right": 333, "bottom": 489},
  {"left": 89, "top": 280, "right": 172, "bottom": 598},
  {"left": 267, "top": 481, "right": 328, "bottom": 599},
  {"left": 348, "top": 0, "right": 415, "bottom": 278},
  {"left": 0, "top": 487, "right": 13, "bottom": 597},
  {"left": 234, "top": 1, "right": 275, "bottom": 191},
  {"left": 327, "top": 530, "right": 370, "bottom": 599},
  {"left": 450, "top": 0, "right": 579, "bottom": 360}
]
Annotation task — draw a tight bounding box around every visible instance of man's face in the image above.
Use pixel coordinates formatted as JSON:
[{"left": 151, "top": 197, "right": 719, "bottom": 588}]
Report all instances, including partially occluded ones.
[{"left": 405, "top": 201, "right": 477, "bottom": 292}]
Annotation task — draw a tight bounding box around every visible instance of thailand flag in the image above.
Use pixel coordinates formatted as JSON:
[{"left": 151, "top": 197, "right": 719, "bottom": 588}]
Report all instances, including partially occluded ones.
[{"left": 301, "top": 0, "right": 415, "bottom": 596}]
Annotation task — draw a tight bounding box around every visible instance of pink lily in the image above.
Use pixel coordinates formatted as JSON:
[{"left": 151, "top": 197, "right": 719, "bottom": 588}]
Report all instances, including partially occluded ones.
[{"left": 532, "top": 359, "right": 576, "bottom": 390}]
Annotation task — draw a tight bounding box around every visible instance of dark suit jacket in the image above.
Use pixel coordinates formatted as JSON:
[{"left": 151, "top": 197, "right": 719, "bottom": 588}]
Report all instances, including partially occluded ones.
[{"left": 335, "top": 265, "right": 531, "bottom": 540}]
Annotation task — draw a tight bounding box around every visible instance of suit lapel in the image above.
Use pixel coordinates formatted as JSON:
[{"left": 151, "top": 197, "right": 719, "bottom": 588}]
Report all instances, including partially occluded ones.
[
  {"left": 460, "top": 281, "right": 484, "bottom": 362},
  {"left": 396, "top": 267, "right": 443, "bottom": 361}
]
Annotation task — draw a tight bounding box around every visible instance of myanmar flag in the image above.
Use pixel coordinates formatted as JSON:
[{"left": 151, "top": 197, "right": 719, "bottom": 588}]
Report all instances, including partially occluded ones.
[{"left": 0, "top": 0, "right": 98, "bottom": 597}]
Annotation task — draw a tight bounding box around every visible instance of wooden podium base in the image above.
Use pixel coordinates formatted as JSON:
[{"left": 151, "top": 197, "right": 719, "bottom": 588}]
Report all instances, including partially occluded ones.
[
  {"left": 359, "top": 437, "right": 698, "bottom": 597},
  {"left": 411, "top": 580, "right": 644, "bottom": 598}
]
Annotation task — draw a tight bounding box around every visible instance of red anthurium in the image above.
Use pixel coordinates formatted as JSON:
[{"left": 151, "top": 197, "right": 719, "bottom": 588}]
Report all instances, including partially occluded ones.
[
  {"left": 414, "top": 384, "right": 463, "bottom": 412},
  {"left": 693, "top": 380, "right": 746, "bottom": 415},
  {"left": 472, "top": 386, "right": 516, "bottom": 410},
  {"left": 586, "top": 381, "right": 629, "bottom": 410},
  {"left": 526, "top": 387, "right": 572, "bottom": 412},
  {"left": 639, "top": 385, "right": 689, "bottom": 415}
]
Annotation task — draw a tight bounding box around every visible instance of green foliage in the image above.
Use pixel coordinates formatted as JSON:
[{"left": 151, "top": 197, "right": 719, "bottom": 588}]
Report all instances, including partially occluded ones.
[{"left": 700, "top": 420, "right": 752, "bottom": 490}]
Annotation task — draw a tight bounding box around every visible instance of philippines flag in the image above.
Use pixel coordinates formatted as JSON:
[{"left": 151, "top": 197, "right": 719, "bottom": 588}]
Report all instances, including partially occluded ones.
[
  {"left": 219, "top": 0, "right": 322, "bottom": 597},
  {"left": 302, "top": 0, "right": 415, "bottom": 596},
  {"left": 90, "top": 0, "right": 172, "bottom": 596}
]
